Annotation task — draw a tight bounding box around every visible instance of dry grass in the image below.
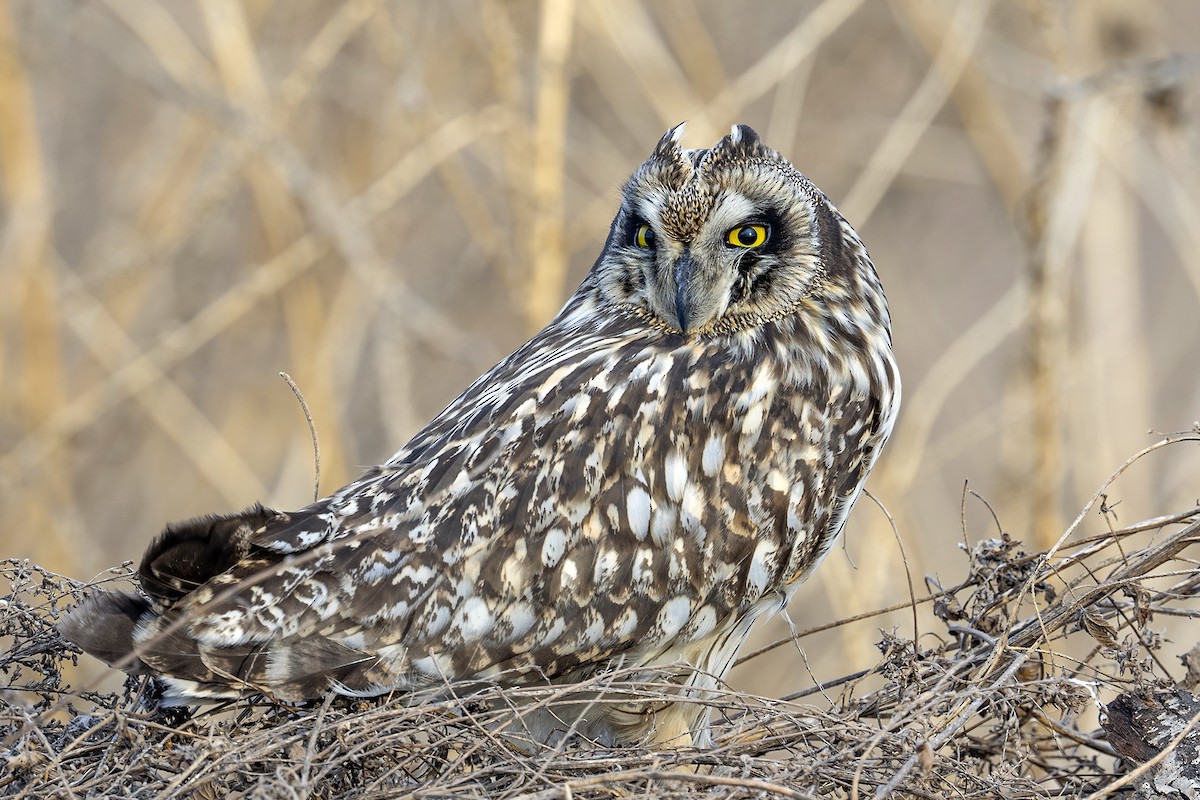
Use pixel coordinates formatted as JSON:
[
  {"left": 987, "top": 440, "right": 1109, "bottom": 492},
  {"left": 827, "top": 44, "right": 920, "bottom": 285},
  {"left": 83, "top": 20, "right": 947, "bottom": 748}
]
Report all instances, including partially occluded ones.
[{"left": 4, "top": 432, "right": 1200, "bottom": 798}]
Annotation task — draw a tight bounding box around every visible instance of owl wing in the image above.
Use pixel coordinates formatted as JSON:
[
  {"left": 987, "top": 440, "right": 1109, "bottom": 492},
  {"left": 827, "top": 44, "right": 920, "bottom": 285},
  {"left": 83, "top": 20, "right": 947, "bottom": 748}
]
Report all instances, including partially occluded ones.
[{"left": 165, "top": 307, "right": 690, "bottom": 696}]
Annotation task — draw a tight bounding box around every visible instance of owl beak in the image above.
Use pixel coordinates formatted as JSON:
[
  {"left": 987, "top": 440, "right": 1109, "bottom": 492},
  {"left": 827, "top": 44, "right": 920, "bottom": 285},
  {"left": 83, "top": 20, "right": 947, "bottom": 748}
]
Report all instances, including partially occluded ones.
[{"left": 674, "top": 254, "right": 697, "bottom": 333}]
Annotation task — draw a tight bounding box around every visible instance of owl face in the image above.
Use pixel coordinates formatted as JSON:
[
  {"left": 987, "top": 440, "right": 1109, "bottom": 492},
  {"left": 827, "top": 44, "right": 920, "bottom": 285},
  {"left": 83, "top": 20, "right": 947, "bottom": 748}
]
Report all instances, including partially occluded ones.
[{"left": 595, "top": 124, "right": 828, "bottom": 335}]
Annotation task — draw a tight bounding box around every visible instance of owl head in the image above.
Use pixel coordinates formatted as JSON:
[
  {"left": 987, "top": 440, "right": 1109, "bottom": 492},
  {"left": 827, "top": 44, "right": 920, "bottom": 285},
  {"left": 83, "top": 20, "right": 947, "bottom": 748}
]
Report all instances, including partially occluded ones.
[{"left": 593, "top": 124, "right": 864, "bottom": 337}]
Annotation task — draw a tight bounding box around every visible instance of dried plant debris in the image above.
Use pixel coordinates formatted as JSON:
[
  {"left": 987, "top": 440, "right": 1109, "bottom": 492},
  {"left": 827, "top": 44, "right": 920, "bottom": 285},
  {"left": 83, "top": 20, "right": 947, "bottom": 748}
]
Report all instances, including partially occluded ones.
[{"left": 3, "top": 498, "right": 1200, "bottom": 798}]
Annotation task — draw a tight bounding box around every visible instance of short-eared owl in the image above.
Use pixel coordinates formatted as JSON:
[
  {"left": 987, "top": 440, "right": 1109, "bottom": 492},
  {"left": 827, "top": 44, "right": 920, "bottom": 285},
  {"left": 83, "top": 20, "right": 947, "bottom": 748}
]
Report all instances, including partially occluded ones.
[{"left": 62, "top": 124, "right": 900, "bottom": 748}]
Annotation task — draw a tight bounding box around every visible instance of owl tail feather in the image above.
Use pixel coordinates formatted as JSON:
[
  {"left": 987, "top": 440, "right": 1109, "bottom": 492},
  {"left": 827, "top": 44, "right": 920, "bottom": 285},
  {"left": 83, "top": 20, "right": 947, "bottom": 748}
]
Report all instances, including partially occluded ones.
[
  {"left": 61, "top": 589, "right": 379, "bottom": 703},
  {"left": 58, "top": 504, "right": 280, "bottom": 680},
  {"left": 137, "top": 503, "right": 279, "bottom": 604},
  {"left": 59, "top": 504, "right": 382, "bottom": 703},
  {"left": 58, "top": 591, "right": 154, "bottom": 673}
]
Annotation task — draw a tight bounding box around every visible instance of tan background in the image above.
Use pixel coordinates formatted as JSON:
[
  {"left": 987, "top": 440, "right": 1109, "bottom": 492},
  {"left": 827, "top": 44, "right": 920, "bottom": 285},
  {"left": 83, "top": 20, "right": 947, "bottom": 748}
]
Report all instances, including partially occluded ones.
[{"left": 2, "top": 0, "right": 1198, "bottom": 698}]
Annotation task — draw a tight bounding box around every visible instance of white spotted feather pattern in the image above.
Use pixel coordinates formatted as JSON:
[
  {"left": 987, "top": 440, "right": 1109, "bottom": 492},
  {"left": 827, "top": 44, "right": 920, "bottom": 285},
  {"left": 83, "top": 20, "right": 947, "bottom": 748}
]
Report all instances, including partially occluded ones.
[{"left": 61, "top": 124, "right": 899, "bottom": 748}]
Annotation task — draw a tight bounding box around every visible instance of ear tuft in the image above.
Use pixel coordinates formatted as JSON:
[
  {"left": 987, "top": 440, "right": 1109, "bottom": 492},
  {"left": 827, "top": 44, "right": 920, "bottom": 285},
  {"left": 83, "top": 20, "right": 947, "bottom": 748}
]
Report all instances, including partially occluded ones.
[
  {"left": 652, "top": 122, "right": 688, "bottom": 159},
  {"left": 728, "top": 124, "right": 762, "bottom": 149},
  {"left": 642, "top": 122, "right": 696, "bottom": 186}
]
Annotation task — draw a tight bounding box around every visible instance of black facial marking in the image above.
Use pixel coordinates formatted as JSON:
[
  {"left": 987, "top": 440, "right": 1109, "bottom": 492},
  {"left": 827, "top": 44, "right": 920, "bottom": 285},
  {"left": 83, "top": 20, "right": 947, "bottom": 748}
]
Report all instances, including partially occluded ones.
[
  {"left": 757, "top": 208, "right": 789, "bottom": 255},
  {"left": 728, "top": 273, "right": 751, "bottom": 306},
  {"left": 748, "top": 264, "right": 775, "bottom": 300},
  {"left": 620, "top": 270, "right": 640, "bottom": 295}
]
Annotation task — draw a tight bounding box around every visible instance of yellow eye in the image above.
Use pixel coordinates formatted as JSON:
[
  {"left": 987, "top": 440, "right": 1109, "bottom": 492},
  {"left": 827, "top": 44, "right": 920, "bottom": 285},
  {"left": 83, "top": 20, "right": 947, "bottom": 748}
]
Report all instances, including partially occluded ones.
[
  {"left": 727, "top": 224, "right": 768, "bottom": 248},
  {"left": 634, "top": 223, "right": 655, "bottom": 249}
]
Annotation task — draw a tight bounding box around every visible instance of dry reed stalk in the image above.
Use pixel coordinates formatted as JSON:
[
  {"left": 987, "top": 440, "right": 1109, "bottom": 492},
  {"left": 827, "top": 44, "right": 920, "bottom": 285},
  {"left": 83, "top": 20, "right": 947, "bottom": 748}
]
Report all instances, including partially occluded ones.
[
  {"left": 0, "top": 0, "right": 393, "bottom": 522},
  {"left": 654, "top": 0, "right": 726, "bottom": 101},
  {"left": 275, "top": 0, "right": 381, "bottom": 117},
  {"left": 479, "top": 0, "right": 532, "bottom": 308},
  {"left": 705, "top": 0, "right": 865, "bottom": 125},
  {"left": 891, "top": 0, "right": 1030, "bottom": 208},
  {"left": 0, "top": 109, "right": 500, "bottom": 493},
  {"left": 52, "top": 260, "right": 270, "bottom": 503},
  {"left": 580, "top": 0, "right": 712, "bottom": 136},
  {"left": 868, "top": 0, "right": 1034, "bottom": 538},
  {"left": 102, "top": 0, "right": 217, "bottom": 95},
  {"left": 201, "top": 0, "right": 352, "bottom": 491},
  {"left": 840, "top": 0, "right": 993, "bottom": 225},
  {"left": 201, "top": 1, "right": 305, "bottom": 248},
  {"left": 0, "top": 0, "right": 75, "bottom": 575},
  {"left": 1144, "top": 107, "right": 1200, "bottom": 305},
  {"left": 1021, "top": 1, "right": 1152, "bottom": 547},
  {"left": 105, "top": 0, "right": 400, "bottom": 501},
  {"left": 1074, "top": 106, "right": 1152, "bottom": 513},
  {"left": 524, "top": 0, "right": 575, "bottom": 334},
  {"left": 762, "top": 33, "right": 816, "bottom": 151}
]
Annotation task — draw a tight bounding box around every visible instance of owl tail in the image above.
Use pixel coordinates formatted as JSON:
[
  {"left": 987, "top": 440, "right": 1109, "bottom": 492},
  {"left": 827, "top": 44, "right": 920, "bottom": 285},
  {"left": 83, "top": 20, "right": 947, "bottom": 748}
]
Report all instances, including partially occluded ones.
[
  {"left": 58, "top": 590, "right": 155, "bottom": 673},
  {"left": 59, "top": 504, "right": 379, "bottom": 703},
  {"left": 58, "top": 504, "right": 279, "bottom": 681},
  {"left": 59, "top": 589, "right": 265, "bottom": 703},
  {"left": 136, "top": 503, "right": 278, "bottom": 604}
]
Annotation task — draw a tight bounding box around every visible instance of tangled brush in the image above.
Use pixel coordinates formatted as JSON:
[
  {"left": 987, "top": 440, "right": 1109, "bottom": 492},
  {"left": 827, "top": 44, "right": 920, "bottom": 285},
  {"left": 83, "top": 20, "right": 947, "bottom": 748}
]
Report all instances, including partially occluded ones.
[{"left": 3, "top": 433, "right": 1199, "bottom": 799}]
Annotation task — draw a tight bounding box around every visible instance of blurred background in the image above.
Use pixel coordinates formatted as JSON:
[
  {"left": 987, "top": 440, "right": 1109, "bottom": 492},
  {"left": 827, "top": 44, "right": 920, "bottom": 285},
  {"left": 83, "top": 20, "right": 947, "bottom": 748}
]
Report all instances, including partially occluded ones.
[{"left": 2, "top": 0, "right": 1198, "bottom": 698}]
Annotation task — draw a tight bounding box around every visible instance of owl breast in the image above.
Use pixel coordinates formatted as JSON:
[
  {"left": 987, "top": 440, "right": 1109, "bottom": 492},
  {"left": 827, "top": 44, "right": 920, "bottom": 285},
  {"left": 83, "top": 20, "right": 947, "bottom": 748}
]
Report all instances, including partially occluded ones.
[{"left": 334, "top": 300, "right": 894, "bottom": 690}]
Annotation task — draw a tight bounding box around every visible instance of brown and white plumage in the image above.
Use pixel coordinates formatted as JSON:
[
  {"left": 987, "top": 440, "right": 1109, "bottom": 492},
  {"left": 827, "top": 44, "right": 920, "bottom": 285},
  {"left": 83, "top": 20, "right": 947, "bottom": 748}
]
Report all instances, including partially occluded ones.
[{"left": 61, "top": 124, "right": 900, "bottom": 748}]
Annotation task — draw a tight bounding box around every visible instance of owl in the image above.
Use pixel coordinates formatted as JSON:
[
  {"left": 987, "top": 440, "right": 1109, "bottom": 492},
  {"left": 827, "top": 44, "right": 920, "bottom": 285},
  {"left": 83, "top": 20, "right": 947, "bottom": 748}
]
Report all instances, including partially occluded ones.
[{"left": 61, "top": 124, "right": 900, "bottom": 749}]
